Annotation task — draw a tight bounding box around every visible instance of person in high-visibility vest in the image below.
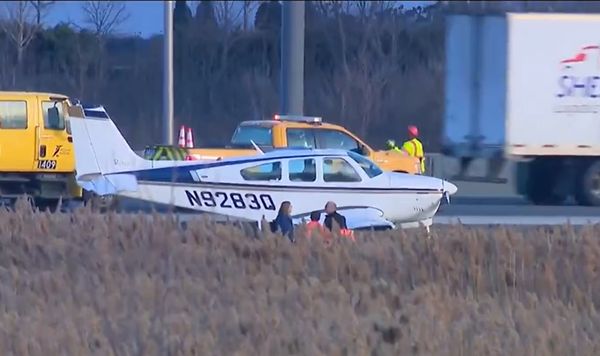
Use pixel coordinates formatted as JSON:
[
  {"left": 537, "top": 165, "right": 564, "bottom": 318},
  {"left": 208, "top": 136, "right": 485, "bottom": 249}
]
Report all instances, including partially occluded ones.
[
  {"left": 305, "top": 210, "right": 324, "bottom": 240},
  {"left": 145, "top": 145, "right": 188, "bottom": 161},
  {"left": 401, "top": 125, "right": 425, "bottom": 174},
  {"left": 385, "top": 139, "right": 403, "bottom": 153}
]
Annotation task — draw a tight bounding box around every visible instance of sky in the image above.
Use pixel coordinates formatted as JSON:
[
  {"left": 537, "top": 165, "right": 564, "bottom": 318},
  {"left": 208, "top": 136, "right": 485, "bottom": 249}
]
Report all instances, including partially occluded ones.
[{"left": 44, "top": 1, "right": 434, "bottom": 38}]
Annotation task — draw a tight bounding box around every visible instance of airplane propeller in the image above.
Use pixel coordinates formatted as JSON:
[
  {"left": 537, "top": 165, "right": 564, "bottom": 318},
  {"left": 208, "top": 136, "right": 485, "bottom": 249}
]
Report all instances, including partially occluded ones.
[{"left": 442, "top": 180, "right": 451, "bottom": 204}]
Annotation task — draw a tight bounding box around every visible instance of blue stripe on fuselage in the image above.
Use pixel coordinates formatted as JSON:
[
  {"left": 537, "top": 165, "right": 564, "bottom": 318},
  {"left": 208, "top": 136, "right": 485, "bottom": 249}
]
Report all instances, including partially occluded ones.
[
  {"left": 124, "top": 153, "right": 333, "bottom": 184},
  {"left": 135, "top": 180, "right": 442, "bottom": 193}
]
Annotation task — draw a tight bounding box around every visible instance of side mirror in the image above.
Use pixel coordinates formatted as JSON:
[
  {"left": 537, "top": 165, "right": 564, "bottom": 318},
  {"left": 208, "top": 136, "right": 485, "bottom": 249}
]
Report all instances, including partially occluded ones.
[{"left": 47, "top": 107, "right": 60, "bottom": 128}]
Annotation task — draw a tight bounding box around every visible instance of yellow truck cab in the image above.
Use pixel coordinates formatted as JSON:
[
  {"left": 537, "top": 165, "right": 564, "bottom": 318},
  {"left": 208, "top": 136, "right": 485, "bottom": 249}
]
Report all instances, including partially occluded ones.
[
  {"left": 0, "top": 91, "right": 82, "bottom": 206},
  {"left": 180, "top": 115, "right": 421, "bottom": 174}
]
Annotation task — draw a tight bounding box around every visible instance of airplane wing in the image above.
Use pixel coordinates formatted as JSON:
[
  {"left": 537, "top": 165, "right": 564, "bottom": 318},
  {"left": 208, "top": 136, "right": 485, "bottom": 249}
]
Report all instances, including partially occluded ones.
[
  {"left": 292, "top": 207, "right": 395, "bottom": 231},
  {"left": 335, "top": 207, "right": 395, "bottom": 230}
]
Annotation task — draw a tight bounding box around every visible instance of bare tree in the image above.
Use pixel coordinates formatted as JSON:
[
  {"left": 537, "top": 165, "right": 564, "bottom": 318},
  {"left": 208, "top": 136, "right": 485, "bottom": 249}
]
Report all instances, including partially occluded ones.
[
  {"left": 216, "top": 1, "right": 244, "bottom": 31},
  {"left": 28, "top": 0, "right": 54, "bottom": 26},
  {"left": 322, "top": 1, "right": 404, "bottom": 137},
  {"left": 242, "top": 0, "right": 259, "bottom": 31},
  {"left": 81, "top": 1, "right": 130, "bottom": 100},
  {"left": 81, "top": 1, "right": 130, "bottom": 36},
  {"left": 1, "top": 1, "right": 40, "bottom": 86},
  {"left": 193, "top": 0, "right": 244, "bottom": 32}
]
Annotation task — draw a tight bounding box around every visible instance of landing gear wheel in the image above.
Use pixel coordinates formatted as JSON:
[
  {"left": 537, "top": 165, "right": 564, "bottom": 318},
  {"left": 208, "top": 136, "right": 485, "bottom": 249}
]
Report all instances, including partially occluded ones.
[
  {"left": 82, "top": 190, "right": 119, "bottom": 212},
  {"left": 524, "top": 158, "right": 567, "bottom": 205},
  {"left": 574, "top": 160, "right": 600, "bottom": 206}
]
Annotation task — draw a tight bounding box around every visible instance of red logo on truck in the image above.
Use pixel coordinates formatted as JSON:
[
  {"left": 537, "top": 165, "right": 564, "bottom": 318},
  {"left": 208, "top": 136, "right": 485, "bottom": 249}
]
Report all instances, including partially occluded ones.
[{"left": 560, "top": 45, "right": 599, "bottom": 68}]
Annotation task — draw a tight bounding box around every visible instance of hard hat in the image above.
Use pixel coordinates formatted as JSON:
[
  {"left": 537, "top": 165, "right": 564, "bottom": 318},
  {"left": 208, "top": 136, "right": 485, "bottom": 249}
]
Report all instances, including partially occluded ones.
[
  {"left": 386, "top": 139, "right": 396, "bottom": 149},
  {"left": 408, "top": 125, "right": 419, "bottom": 137}
]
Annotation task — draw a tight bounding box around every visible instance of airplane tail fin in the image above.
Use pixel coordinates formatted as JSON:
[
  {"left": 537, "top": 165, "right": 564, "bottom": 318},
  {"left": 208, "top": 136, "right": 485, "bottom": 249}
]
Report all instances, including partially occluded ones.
[{"left": 68, "top": 105, "right": 151, "bottom": 184}]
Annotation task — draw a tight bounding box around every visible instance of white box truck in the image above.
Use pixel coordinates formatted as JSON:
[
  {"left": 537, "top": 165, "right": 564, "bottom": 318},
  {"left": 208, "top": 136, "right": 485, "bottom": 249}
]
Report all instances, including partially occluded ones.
[{"left": 443, "top": 12, "right": 600, "bottom": 206}]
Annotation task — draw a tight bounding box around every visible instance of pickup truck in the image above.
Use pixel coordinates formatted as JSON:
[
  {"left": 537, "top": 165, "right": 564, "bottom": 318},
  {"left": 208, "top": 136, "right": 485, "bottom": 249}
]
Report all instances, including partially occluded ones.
[{"left": 144, "top": 115, "right": 422, "bottom": 174}]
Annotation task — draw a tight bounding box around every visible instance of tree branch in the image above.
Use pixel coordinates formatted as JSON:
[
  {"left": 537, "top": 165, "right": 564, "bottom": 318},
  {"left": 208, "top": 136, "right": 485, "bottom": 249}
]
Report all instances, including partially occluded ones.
[
  {"left": 81, "top": 1, "right": 130, "bottom": 37},
  {"left": 0, "top": 1, "right": 39, "bottom": 51},
  {"left": 28, "top": 0, "right": 55, "bottom": 26}
]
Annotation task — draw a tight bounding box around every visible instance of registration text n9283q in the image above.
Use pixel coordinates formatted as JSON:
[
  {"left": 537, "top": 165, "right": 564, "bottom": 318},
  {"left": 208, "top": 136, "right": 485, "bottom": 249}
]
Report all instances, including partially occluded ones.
[{"left": 185, "top": 190, "right": 276, "bottom": 210}]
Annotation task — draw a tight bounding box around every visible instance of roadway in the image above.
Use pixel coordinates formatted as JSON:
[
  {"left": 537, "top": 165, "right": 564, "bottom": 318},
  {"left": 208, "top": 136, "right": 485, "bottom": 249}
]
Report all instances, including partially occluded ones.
[
  {"left": 433, "top": 197, "right": 600, "bottom": 225},
  {"left": 439, "top": 196, "right": 600, "bottom": 216},
  {"left": 425, "top": 154, "right": 600, "bottom": 224}
]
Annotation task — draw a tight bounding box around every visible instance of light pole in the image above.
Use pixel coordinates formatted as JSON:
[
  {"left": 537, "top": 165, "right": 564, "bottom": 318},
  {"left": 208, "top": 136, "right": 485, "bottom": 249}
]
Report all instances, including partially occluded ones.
[
  {"left": 280, "top": 0, "right": 305, "bottom": 115},
  {"left": 163, "top": 0, "right": 174, "bottom": 145}
]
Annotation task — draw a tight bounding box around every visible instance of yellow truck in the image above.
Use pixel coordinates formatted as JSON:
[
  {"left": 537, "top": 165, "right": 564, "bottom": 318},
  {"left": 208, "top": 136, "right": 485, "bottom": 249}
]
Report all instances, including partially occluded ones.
[
  {"left": 146, "top": 115, "right": 422, "bottom": 174},
  {"left": 0, "top": 91, "right": 112, "bottom": 209}
]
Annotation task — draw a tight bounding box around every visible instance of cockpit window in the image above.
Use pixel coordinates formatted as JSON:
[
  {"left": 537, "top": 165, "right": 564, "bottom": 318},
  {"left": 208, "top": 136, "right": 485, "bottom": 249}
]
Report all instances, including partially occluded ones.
[
  {"left": 240, "top": 161, "right": 281, "bottom": 181},
  {"left": 348, "top": 151, "right": 383, "bottom": 178},
  {"left": 323, "top": 157, "right": 362, "bottom": 182}
]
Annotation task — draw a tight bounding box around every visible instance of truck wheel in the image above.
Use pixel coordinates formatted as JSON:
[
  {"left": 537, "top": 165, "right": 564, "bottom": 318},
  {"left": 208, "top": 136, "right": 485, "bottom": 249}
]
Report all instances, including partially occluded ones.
[
  {"left": 35, "top": 198, "right": 60, "bottom": 212},
  {"left": 574, "top": 160, "right": 600, "bottom": 206},
  {"left": 524, "top": 158, "right": 567, "bottom": 205}
]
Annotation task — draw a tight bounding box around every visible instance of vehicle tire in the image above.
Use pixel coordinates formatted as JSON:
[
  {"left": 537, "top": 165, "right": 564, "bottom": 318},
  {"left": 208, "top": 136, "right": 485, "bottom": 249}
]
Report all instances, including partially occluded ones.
[
  {"left": 11, "top": 195, "right": 35, "bottom": 211},
  {"left": 574, "top": 160, "right": 600, "bottom": 206},
  {"left": 524, "top": 158, "right": 567, "bottom": 205},
  {"left": 35, "top": 198, "right": 60, "bottom": 212}
]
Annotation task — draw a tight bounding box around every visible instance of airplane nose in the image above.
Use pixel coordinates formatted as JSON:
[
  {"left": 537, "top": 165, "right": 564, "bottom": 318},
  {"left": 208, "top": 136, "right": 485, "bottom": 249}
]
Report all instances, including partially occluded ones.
[{"left": 444, "top": 180, "right": 458, "bottom": 195}]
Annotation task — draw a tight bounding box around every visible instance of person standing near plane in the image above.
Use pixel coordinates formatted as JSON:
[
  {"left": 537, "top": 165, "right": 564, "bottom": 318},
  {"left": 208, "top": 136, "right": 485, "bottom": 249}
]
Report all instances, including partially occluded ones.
[
  {"left": 401, "top": 125, "right": 425, "bottom": 174},
  {"left": 385, "top": 125, "right": 426, "bottom": 174},
  {"left": 305, "top": 210, "right": 324, "bottom": 239},
  {"left": 324, "top": 201, "right": 347, "bottom": 231},
  {"left": 271, "top": 201, "right": 294, "bottom": 242},
  {"left": 306, "top": 211, "right": 323, "bottom": 234},
  {"left": 323, "top": 201, "right": 355, "bottom": 240}
]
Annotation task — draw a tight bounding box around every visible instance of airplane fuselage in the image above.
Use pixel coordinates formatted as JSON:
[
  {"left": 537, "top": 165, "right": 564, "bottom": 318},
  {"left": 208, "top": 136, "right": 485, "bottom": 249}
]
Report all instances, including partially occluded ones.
[
  {"left": 119, "top": 180, "right": 445, "bottom": 225},
  {"left": 68, "top": 106, "right": 458, "bottom": 231}
]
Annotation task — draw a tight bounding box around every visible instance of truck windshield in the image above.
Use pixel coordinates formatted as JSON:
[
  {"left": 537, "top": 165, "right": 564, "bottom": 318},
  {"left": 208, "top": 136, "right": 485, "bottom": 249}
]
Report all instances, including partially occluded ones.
[
  {"left": 231, "top": 125, "right": 272, "bottom": 146},
  {"left": 348, "top": 151, "right": 383, "bottom": 178}
]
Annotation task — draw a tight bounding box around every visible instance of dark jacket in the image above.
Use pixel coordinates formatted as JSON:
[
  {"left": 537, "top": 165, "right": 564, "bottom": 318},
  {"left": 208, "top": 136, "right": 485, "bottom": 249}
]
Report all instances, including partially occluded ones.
[
  {"left": 271, "top": 213, "right": 294, "bottom": 241},
  {"left": 324, "top": 212, "right": 347, "bottom": 231}
]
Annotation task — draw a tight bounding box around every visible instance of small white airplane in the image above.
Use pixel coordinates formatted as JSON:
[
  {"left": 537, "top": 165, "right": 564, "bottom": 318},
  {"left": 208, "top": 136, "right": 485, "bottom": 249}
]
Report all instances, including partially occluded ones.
[{"left": 68, "top": 105, "right": 458, "bottom": 231}]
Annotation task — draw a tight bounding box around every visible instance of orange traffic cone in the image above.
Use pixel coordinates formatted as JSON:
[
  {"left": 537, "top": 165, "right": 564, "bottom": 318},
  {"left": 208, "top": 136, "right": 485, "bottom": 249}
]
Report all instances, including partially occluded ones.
[
  {"left": 178, "top": 125, "right": 186, "bottom": 147},
  {"left": 186, "top": 127, "right": 194, "bottom": 148}
]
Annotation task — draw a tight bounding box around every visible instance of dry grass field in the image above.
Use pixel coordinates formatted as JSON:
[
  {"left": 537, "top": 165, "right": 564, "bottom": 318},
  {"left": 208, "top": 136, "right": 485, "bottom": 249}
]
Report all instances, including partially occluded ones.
[{"left": 0, "top": 200, "right": 599, "bottom": 355}]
